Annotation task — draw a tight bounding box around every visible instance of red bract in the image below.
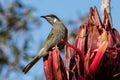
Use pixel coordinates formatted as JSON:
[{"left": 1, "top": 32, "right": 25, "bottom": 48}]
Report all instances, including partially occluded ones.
[
  {"left": 43, "top": 6, "right": 120, "bottom": 80},
  {"left": 43, "top": 46, "right": 67, "bottom": 80},
  {"left": 43, "top": 52, "right": 53, "bottom": 80},
  {"left": 89, "top": 41, "right": 108, "bottom": 74}
]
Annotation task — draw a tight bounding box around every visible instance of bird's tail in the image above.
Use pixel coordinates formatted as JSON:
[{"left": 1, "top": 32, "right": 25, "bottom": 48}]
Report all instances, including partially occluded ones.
[{"left": 23, "top": 48, "right": 46, "bottom": 74}]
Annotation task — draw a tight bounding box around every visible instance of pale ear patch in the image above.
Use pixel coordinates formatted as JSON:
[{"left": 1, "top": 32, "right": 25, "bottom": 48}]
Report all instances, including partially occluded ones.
[{"left": 54, "top": 18, "right": 57, "bottom": 23}]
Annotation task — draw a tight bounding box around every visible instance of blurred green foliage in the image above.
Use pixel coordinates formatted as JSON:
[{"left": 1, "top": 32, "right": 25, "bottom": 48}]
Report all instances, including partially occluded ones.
[{"left": 0, "top": 0, "right": 41, "bottom": 75}]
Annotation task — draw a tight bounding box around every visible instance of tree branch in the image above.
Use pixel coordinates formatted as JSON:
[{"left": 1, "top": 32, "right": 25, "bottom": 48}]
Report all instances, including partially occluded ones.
[{"left": 101, "top": 0, "right": 112, "bottom": 27}]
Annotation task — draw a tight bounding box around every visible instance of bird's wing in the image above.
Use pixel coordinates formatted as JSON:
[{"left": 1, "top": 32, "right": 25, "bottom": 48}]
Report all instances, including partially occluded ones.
[
  {"left": 43, "top": 28, "right": 59, "bottom": 50},
  {"left": 46, "top": 28, "right": 55, "bottom": 41}
]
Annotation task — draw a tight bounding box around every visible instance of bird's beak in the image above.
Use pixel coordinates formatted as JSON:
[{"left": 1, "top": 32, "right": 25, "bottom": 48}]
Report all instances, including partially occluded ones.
[{"left": 41, "top": 16, "right": 46, "bottom": 18}]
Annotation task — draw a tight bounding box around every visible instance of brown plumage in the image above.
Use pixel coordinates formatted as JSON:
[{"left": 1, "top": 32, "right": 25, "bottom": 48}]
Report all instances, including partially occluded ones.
[{"left": 23, "top": 14, "right": 68, "bottom": 74}]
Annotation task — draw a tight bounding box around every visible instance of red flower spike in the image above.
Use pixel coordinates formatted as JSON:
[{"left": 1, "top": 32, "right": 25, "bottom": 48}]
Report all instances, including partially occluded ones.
[
  {"left": 89, "top": 41, "right": 108, "bottom": 74},
  {"left": 43, "top": 52, "right": 54, "bottom": 80},
  {"left": 88, "top": 25, "right": 101, "bottom": 50},
  {"left": 64, "top": 45, "right": 75, "bottom": 79},
  {"left": 59, "top": 57, "right": 68, "bottom": 80},
  {"left": 88, "top": 7, "right": 94, "bottom": 25},
  {"left": 74, "top": 24, "right": 87, "bottom": 54},
  {"left": 112, "top": 28, "right": 120, "bottom": 44},
  {"left": 87, "top": 7, "right": 102, "bottom": 50},
  {"left": 52, "top": 46, "right": 62, "bottom": 80},
  {"left": 93, "top": 6, "right": 102, "bottom": 28},
  {"left": 42, "top": 7, "right": 120, "bottom": 80},
  {"left": 84, "top": 48, "right": 91, "bottom": 77},
  {"left": 116, "top": 48, "right": 120, "bottom": 51},
  {"left": 61, "top": 39, "right": 84, "bottom": 62},
  {"left": 103, "top": 9, "right": 112, "bottom": 29},
  {"left": 44, "top": 46, "right": 67, "bottom": 80}
]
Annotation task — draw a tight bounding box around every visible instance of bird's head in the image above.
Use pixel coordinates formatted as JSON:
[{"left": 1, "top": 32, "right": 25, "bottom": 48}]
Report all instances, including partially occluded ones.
[{"left": 41, "top": 14, "right": 61, "bottom": 26}]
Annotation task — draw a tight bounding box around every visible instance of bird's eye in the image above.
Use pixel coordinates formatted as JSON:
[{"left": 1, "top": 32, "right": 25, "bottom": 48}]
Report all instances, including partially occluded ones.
[{"left": 53, "top": 18, "right": 57, "bottom": 23}]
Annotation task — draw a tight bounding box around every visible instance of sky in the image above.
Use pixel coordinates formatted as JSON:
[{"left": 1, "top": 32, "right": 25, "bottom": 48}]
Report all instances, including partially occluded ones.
[
  {"left": 1, "top": 0, "right": 120, "bottom": 80},
  {"left": 24, "top": 0, "right": 120, "bottom": 30}
]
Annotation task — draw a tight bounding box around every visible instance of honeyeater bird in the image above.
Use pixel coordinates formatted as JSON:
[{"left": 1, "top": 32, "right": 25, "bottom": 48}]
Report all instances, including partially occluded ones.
[{"left": 23, "top": 14, "right": 68, "bottom": 74}]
